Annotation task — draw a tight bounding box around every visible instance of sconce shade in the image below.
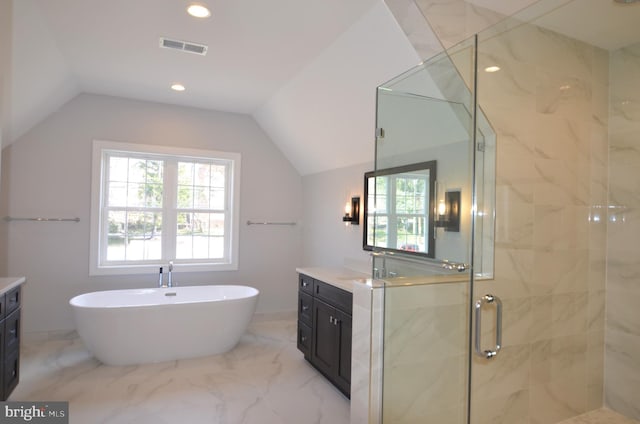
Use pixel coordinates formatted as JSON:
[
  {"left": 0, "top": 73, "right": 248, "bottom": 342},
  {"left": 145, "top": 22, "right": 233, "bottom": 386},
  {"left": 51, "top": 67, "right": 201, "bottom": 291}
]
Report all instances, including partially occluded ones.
[
  {"left": 343, "top": 196, "right": 360, "bottom": 225},
  {"left": 434, "top": 190, "right": 460, "bottom": 232}
]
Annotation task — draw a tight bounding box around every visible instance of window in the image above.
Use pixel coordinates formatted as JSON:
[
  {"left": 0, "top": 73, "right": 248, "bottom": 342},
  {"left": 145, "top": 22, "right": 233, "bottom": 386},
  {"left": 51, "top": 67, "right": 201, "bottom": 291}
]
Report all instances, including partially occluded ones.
[{"left": 90, "top": 141, "right": 241, "bottom": 275}]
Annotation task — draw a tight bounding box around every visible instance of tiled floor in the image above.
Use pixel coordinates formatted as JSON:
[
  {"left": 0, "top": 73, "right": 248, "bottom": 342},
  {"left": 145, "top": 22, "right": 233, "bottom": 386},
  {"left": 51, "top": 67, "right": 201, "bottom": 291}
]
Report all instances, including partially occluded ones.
[
  {"left": 558, "top": 409, "right": 640, "bottom": 424},
  {"left": 12, "top": 314, "right": 640, "bottom": 424},
  {"left": 11, "top": 315, "right": 350, "bottom": 424}
]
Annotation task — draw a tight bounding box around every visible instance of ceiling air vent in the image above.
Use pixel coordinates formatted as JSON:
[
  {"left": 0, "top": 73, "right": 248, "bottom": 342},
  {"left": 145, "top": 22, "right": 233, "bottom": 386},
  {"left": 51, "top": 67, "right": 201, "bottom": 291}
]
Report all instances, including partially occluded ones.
[{"left": 159, "top": 37, "right": 208, "bottom": 56}]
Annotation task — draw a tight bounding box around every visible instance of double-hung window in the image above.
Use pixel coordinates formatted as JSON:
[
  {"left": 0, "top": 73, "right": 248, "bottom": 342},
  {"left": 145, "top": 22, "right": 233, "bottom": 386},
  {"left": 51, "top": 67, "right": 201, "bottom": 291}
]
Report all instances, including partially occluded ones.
[{"left": 90, "top": 141, "right": 241, "bottom": 275}]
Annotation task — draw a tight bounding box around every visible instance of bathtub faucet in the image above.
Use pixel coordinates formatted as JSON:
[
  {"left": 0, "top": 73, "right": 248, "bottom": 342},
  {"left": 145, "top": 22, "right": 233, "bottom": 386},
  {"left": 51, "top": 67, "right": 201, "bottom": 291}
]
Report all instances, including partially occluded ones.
[{"left": 168, "top": 261, "right": 174, "bottom": 287}]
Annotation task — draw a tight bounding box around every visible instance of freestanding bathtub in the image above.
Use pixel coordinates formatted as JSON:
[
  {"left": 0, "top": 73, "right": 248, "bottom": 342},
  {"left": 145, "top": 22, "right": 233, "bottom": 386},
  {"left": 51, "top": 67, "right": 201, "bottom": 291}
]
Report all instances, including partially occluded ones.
[{"left": 69, "top": 285, "right": 259, "bottom": 366}]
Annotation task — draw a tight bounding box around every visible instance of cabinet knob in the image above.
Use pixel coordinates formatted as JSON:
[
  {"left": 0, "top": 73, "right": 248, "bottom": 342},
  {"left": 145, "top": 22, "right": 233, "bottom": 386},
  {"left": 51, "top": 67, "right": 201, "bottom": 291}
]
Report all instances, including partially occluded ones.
[
  {"left": 301, "top": 335, "right": 307, "bottom": 342},
  {"left": 302, "top": 281, "right": 309, "bottom": 287},
  {"left": 302, "top": 305, "right": 309, "bottom": 311}
]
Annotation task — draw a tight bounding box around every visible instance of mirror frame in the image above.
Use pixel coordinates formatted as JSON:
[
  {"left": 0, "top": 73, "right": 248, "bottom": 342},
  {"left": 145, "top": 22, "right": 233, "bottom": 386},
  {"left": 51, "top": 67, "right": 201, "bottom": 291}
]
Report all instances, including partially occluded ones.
[{"left": 363, "top": 160, "right": 437, "bottom": 258}]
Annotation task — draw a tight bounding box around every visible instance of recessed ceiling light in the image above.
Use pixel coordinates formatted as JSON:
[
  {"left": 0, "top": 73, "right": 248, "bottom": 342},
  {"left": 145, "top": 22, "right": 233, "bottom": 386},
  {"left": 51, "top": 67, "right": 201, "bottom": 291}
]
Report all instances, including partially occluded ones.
[
  {"left": 187, "top": 3, "right": 211, "bottom": 18},
  {"left": 484, "top": 66, "right": 501, "bottom": 73},
  {"left": 171, "top": 83, "right": 186, "bottom": 92}
]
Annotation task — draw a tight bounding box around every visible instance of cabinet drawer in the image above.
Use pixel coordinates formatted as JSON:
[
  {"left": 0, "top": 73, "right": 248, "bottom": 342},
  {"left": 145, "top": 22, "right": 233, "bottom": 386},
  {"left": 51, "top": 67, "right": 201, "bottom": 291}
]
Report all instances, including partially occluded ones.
[
  {"left": 299, "top": 274, "right": 314, "bottom": 295},
  {"left": 314, "top": 280, "right": 352, "bottom": 315},
  {"left": 5, "top": 287, "right": 20, "bottom": 316},
  {"left": 297, "top": 321, "right": 312, "bottom": 358},
  {"left": 3, "top": 348, "right": 19, "bottom": 400},
  {"left": 298, "top": 292, "right": 313, "bottom": 326},
  {"left": 4, "top": 309, "right": 19, "bottom": 354}
]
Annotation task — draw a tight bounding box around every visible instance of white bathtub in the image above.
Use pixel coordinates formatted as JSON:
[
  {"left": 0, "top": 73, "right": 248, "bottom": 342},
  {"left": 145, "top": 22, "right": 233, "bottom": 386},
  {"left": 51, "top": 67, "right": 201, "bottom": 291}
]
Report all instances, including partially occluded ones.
[{"left": 69, "top": 285, "right": 259, "bottom": 366}]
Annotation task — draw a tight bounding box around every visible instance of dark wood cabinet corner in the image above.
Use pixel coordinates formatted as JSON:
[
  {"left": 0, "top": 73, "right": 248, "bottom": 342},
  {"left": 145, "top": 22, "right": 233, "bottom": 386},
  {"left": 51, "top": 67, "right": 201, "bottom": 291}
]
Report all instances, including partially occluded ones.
[
  {"left": 297, "top": 274, "right": 352, "bottom": 398},
  {"left": 1, "top": 285, "right": 21, "bottom": 400}
]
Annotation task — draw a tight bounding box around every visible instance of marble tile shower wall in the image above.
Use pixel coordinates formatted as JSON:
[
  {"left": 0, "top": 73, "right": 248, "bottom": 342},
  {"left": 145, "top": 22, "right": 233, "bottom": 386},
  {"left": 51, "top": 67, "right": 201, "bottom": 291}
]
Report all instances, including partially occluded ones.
[
  {"left": 605, "top": 43, "right": 640, "bottom": 421},
  {"left": 468, "top": 23, "right": 608, "bottom": 424},
  {"left": 382, "top": 282, "right": 469, "bottom": 424}
]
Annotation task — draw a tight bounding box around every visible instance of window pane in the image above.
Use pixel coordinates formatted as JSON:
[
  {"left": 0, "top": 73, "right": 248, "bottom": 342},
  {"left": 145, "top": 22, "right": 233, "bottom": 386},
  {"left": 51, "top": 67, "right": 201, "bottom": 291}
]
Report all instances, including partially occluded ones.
[
  {"left": 106, "top": 211, "right": 162, "bottom": 261},
  {"left": 127, "top": 183, "right": 145, "bottom": 207},
  {"left": 195, "top": 163, "right": 210, "bottom": 185},
  {"left": 178, "top": 161, "right": 227, "bottom": 211},
  {"left": 108, "top": 157, "right": 164, "bottom": 208},
  {"left": 209, "top": 237, "right": 224, "bottom": 259},
  {"left": 175, "top": 212, "right": 225, "bottom": 259},
  {"left": 145, "top": 183, "right": 163, "bottom": 208},
  {"left": 178, "top": 162, "right": 194, "bottom": 186},
  {"left": 192, "top": 236, "right": 210, "bottom": 259},
  {"left": 109, "top": 157, "right": 129, "bottom": 182},
  {"left": 211, "top": 165, "right": 225, "bottom": 187},
  {"left": 108, "top": 182, "right": 127, "bottom": 207},
  {"left": 372, "top": 216, "right": 388, "bottom": 247},
  {"left": 210, "top": 213, "right": 225, "bottom": 236},
  {"left": 178, "top": 186, "right": 193, "bottom": 209},
  {"left": 107, "top": 211, "right": 126, "bottom": 261},
  {"left": 124, "top": 212, "right": 162, "bottom": 261},
  {"left": 210, "top": 188, "right": 224, "bottom": 210},
  {"left": 194, "top": 186, "right": 210, "bottom": 209},
  {"left": 128, "top": 158, "right": 146, "bottom": 183}
]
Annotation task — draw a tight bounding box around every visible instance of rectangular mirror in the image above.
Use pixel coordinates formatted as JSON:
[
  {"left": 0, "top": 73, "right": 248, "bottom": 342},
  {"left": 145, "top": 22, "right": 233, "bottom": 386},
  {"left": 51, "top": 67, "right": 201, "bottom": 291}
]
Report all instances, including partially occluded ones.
[{"left": 363, "top": 161, "right": 437, "bottom": 258}]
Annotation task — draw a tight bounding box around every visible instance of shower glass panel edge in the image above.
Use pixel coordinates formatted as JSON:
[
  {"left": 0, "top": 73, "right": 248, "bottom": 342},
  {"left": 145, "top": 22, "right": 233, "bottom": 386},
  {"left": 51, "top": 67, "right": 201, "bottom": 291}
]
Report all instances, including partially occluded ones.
[{"left": 374, "top": 34, "right": 481, "bottom": 424}]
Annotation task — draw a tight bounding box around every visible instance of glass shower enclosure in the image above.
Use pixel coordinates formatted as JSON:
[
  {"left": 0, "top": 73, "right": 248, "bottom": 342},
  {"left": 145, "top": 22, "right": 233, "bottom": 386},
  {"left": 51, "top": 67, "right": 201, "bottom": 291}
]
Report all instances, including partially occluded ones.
[{"left": 375, "top": 0, "right": 640, "bottom": 423}]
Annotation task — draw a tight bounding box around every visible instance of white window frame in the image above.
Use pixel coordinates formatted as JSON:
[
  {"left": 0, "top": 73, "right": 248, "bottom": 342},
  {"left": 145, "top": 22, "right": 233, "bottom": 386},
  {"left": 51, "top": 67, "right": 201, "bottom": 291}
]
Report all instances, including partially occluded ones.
[{"left": 89, "top": 140, "right": 241, "bottom": 276}]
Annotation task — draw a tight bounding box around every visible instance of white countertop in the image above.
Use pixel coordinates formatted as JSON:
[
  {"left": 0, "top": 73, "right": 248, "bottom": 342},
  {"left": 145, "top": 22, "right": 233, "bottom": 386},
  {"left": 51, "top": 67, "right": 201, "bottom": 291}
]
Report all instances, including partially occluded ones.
[
  {"left": 295, "top": 267, "right": 371, "bottom": 293},
  {"left": 296, "top": 266, "right": 470, "bottom": 292},
  {"left": 0, "top": 277, "right": 26, "bottom": 295}
]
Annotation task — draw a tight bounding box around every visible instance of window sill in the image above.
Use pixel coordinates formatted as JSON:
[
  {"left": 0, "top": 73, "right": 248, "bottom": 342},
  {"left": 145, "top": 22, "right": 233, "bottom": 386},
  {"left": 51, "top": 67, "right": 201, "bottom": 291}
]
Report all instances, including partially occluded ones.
[{"left": 89, "top": 262, "right": 238, "bottom": 276}]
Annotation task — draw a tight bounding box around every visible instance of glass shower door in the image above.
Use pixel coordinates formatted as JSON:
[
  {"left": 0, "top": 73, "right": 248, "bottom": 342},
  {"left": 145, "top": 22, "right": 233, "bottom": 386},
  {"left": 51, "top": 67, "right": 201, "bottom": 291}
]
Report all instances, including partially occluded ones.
[{"left": 469, "top": 0, "right": 631, "bottom": 422}]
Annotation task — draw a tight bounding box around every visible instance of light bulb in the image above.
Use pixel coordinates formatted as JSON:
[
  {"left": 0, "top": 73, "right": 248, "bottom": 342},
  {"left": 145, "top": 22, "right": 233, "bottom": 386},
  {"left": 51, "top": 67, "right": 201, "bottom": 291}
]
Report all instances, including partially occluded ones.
[
  {"left": 438, "top": 201, "right": 446, "bottom": 216},
  {"left": 187, "top": 4, "right": 211, "bottom": 18}
]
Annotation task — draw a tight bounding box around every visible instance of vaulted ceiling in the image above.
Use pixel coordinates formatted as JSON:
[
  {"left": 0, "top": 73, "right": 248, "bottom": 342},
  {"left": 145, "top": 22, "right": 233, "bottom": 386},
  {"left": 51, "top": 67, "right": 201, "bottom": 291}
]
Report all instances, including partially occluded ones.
[
  {"left": 9, "top": 0, "right": 423, "bottom": 175},
  {"left": 14, "top": 0, "right": 631, "bottom": 175}
]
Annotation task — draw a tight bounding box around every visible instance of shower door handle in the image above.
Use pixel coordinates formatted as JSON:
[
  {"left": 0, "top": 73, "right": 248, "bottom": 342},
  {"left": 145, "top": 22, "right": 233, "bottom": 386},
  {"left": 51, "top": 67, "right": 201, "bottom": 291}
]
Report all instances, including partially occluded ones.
[{"left": 474, "top": 294, "right": 502, "bottom": 359}]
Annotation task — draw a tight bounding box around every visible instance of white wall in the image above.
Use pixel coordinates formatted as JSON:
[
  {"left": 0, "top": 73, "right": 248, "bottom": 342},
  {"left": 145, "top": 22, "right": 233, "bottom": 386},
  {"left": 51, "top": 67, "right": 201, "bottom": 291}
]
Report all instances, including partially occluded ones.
[
  {"left": 302, "top": 162, "right": 373, "bottom": 270},
  {"left": 0, "top": 0, "right": 12, "bottom": 274},
  {"left": 10, "top": 0, "right": 78, "bottom": 145},
  {"left": 1, "top": 93, "right": 303, "bottom": 334},
  {"left": 254, "top": 1, "right": 420, "bottom": 176}
]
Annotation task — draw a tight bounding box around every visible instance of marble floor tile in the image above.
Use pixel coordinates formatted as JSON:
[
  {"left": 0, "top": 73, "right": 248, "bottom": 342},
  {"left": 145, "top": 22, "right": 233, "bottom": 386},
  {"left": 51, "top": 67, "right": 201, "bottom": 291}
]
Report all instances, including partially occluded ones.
[
  {"left": 557, "top": 408, "right": 640, "bottom": 424},
  {"left": 11, "top": 316, "right": 350, "bottom": 424}
]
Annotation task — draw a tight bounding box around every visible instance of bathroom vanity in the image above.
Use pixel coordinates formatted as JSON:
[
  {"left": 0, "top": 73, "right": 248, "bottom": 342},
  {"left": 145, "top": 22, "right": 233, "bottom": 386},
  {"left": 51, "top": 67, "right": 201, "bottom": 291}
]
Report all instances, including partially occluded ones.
[
  {"left": 0, "top": 277, "right": 24, "bottom": 401},
  {"left": 296, "top": 268, "right": 363, "bottom": 398}
]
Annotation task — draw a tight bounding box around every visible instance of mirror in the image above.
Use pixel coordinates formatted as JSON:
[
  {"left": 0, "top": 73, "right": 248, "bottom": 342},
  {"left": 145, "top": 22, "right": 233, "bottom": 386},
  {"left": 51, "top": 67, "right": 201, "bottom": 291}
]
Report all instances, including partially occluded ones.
[
  {"left": 363, "top": 161, "right": 437, "bottom": 258},
  {"left": 372, "top": 47, "right": 496, "bottom": 276}
]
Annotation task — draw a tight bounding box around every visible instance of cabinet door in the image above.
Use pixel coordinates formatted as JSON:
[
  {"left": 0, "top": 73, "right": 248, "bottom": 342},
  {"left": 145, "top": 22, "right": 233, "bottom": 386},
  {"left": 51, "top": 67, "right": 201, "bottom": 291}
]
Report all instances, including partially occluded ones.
[
  {"left": 335, "top": 310, "right": 352, "bottom": 395},
  {"left": 0, "top": 322, "right": 4, "bottom": 400},
  {"left": 311, "top": 299, "right": 337, "bottom": 379},
  {"left": 298, "top": 292, "right": 313, "bottom": 326},
  {"left": 297, "top": 321, "right": 312, "bottom": 359},
  {"left": 4, "top": 310, "right": 19, "bottom": 354},
  {"left": 3, "top": 348, "right": 19, "bottom": 400}
]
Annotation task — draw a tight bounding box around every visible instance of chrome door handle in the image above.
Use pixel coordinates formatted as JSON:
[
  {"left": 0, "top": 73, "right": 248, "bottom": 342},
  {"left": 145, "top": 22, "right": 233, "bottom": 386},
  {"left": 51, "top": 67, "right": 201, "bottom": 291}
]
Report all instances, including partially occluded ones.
[{"left": 474, "top": 294, "right": 502, "bottom": 359}]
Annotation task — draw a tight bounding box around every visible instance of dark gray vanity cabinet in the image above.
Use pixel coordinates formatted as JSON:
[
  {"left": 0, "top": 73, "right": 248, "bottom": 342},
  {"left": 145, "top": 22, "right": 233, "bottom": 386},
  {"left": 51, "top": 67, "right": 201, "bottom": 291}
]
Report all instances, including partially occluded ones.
[
  {"left": 297, "top": 274, "right": 352, "bottom": 398},
  {"left": 0, "top": 286, "right": 21, "bottom": 400}
]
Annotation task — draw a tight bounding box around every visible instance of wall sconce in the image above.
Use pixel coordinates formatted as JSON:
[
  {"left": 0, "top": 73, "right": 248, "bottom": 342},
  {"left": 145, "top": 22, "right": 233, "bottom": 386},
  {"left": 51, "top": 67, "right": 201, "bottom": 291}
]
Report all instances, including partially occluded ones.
[
  {"left": 343, "top": 196, "right": 360, "bottom": 225},
  {"left": 434, "top": 190, "right": 460, "bottom": 232}
]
